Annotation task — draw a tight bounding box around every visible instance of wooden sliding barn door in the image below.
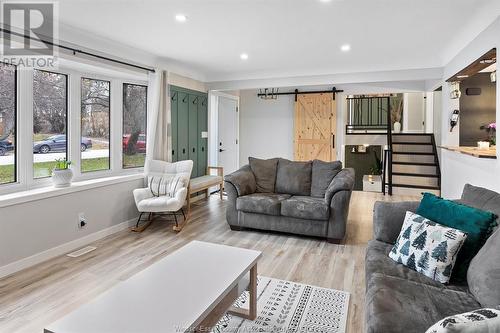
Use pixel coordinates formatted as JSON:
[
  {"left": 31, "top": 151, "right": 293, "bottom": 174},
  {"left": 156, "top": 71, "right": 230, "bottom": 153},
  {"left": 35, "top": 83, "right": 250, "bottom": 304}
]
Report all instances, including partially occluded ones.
[{"left": 294, "top": 93, "right": 336, "bottom": 161}]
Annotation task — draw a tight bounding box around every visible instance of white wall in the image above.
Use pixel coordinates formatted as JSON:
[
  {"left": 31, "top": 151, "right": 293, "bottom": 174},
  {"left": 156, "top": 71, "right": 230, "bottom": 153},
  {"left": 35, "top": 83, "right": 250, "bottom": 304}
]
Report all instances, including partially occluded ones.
[
  {"left": 0, "top": 178, "right": 143, "bottom": 277},
  {"left": 440, "top": 17, "right": 500, "bottom": 198},
  {"left": 239, "top": 90, "right": 294, "bottom": 165},
  {"left": 238, "top": 83, "right": 430, "bottom": 167}
]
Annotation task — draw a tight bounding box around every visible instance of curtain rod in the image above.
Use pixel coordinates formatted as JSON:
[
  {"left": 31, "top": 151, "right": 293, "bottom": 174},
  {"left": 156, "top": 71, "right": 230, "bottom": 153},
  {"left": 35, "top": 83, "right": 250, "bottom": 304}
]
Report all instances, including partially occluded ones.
[
  {"left": 257, "top": 87, "right": 344, "bottom": 101},
  {"left": 0, "top": 28, "right": 156, "bottom": 73}
]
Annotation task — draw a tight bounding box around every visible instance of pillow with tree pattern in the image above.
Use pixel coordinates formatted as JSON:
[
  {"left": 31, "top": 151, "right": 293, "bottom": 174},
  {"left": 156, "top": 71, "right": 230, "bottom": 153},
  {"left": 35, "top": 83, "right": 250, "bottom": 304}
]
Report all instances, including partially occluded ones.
[
  {"left": 426, "top": 307, "right": 500, "bottom": 333},
  {"left": 389, "top": 211, "right": 468, "bottom": 284}
]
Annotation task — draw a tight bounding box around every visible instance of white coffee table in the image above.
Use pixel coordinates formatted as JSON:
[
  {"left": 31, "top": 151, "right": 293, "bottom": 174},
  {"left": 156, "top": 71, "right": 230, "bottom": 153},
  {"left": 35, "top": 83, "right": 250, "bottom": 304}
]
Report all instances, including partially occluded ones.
[{"left": 45, "top": 241, "right": 262, "bottom": 333}]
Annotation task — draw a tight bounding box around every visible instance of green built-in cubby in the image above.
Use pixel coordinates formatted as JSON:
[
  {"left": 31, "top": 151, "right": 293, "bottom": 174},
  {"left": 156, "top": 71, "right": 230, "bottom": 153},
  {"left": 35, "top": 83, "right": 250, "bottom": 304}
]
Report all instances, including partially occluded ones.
[{"left": 170, "top": 85, "right": 208, "bottom": 178}]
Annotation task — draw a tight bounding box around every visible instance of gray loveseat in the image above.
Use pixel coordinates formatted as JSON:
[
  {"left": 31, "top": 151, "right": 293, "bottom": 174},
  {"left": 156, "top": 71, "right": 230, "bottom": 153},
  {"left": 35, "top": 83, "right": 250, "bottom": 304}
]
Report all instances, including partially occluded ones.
[
  {"left": 365, "top": 184, "right": 500, "bottom": 333},
  {"left": 224, "top": 157, "right": 355, "bottom": 243}
]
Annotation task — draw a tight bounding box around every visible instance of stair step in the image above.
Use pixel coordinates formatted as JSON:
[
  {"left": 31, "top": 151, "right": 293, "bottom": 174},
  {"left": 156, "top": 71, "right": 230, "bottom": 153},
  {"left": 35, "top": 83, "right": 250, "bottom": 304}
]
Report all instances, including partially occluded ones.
[
  {"left": 392, "top": 152, "right": 435, "bottom": 155},
  {"left": 392, "top": 133, "right": 433, "bottom": 136},
  {"left": 392, "top": 172, "right": 439, "bottom": 178},
  {"left": 391, "top": 183, "right": 440, "bottom": 190},
  {"left": 392, "top": 161, "right": 437, "bottom": 166},
  {"left": 393, "top": 142, "right": 433, "bottom": 145}
]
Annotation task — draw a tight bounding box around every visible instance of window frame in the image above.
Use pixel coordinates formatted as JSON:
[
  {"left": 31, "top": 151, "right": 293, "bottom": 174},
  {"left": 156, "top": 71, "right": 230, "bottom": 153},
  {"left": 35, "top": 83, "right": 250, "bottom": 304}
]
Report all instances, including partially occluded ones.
[
  {"left": 0, "top": 62, "right": 148, "bottom": 196},
  {"left": 122, "top": 82, "right": 148, "bottom": 169},
  {"left": 32, "top": 68, "right": 69, "bottom": 180},
  {"left": 80, "top": 76, "right": 112, "bottom": 174},
  {"left": 0, "top": 63, "right": 18, "bottom": 190}
]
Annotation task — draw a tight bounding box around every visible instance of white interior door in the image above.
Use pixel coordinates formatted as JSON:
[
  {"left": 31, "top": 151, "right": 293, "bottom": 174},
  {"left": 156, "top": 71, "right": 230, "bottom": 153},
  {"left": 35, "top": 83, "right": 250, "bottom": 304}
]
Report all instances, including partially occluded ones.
[
  {"left": 403, "top": 93, "right": 426, "bottom": 133},
  {"left": 217, "top": 96, "right": 239, "bottom": 174}
]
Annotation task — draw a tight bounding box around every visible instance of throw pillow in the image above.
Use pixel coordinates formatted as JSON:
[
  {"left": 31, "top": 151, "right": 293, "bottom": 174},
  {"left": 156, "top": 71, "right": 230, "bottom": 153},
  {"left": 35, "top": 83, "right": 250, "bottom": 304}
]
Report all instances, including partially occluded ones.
[
  {"left": 275, "top": 158, "right": 312, "bottom": 196},
  {"left": 248, "top": 157, "right": 279, "bottom": 193},
  {"left": 389, "top": 211, "right": 468, "bottom": 284},
  {"left": 425, "top": 308, "right": 500, "bottom": 333},
  {"left": 416, "top": 192, "right": 497, "bottom": 281},
  {"left": 310, "top": 160, "right": 342, "bottom": 198},
  {"left": 148, "top": 175, "right": 184, "bottom": 197}
]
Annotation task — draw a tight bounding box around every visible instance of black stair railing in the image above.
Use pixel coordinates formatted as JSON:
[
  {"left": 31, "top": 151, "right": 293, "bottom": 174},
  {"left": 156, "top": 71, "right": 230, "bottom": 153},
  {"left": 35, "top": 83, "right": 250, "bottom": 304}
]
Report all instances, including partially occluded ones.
[
  {"left": 430, "top": 134, "right": 442, "bottom": 191},
  {"left": 346, "top": 96, "right": 390, "bottom": 134},
  {"left": 385, "top": 99, "right": 393, "bottom": 195}
]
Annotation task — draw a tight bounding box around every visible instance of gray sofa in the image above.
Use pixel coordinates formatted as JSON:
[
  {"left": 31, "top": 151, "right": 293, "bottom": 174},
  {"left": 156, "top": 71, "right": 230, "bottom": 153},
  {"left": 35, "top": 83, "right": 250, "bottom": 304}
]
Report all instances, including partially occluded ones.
[
  {"left": 365, "top": 184, "right": 500, "bottom": 333},
  {"left": 224, "top": 157, "right": 355, "bottom": 243}
]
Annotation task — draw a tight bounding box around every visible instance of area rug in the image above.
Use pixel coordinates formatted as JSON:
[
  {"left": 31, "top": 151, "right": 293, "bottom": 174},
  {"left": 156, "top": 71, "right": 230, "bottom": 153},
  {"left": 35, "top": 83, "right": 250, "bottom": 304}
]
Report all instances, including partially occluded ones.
[{"left": 212, "top": 276, "right": 350, "bottom": 333}]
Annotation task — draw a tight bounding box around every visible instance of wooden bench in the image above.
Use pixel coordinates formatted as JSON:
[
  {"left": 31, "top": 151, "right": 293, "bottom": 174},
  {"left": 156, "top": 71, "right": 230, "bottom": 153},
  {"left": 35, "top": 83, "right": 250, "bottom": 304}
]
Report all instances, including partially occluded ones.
[{"left": 187, "top": 166, "right": 224, "bottom": 216}]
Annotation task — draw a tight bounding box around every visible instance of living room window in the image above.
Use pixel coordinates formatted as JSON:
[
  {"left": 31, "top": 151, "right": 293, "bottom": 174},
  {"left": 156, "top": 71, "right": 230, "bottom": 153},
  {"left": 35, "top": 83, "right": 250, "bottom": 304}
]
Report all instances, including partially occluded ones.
[
  {"left": 0, "top": 63, "right": 148, "bottom": 195},
  {"left": 33, "top": 70, "right": 68, "bottom": 179},
  {"left": 122, "top": 83, "right": 147, "bottom": 169},
  {"left": 80, "top": 77, "right": 111, "bottom": 173},
  {"left": 0, "top": 63, "right": 16, "bottom": 185}
]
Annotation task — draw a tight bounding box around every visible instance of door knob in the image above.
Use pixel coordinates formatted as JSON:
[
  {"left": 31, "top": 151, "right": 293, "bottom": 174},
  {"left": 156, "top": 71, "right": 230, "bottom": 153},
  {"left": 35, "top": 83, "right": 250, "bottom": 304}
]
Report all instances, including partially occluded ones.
[{"left": 219, "top": 149, "right": 225, "bottom": 152}]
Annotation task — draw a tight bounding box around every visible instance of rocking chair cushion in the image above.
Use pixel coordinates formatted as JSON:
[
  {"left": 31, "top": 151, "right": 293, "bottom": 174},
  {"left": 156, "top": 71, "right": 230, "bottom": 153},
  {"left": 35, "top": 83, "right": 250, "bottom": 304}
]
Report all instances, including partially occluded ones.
[
  {"left": 135, "top": 187, "right": 187, "bottom": 213},
  {"left": 147, "top": 174, "right": 185, "bottom": 197}
]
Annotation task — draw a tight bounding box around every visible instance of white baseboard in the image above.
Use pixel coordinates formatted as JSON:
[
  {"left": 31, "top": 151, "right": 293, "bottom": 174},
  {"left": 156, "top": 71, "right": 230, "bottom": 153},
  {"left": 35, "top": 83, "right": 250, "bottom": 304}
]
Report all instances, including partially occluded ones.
[{"left": 0, "top": 217, "right": 138, "bottom": 279}]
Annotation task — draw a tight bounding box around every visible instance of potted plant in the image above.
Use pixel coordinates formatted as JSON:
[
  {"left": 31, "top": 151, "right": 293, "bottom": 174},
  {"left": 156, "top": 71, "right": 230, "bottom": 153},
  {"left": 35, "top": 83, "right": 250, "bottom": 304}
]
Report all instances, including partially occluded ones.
[
  {"left": 480, "top": 122, "right": 496, "bottom": 146},
  {"left": 370, "top": 150, "right": 383, "bottom": 176},
  {"left": 52, "top": 158, "right": 73, "bottom": 188},
  {"left": 390, "top": 95, "right": 403, "bottom": 133}
]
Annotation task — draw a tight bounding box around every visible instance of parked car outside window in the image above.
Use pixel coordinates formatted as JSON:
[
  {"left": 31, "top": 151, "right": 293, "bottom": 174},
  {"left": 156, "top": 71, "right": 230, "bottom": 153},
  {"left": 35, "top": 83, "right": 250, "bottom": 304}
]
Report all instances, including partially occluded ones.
[{"left": 33, "top": 135, "right": 92, "bottom": 154}]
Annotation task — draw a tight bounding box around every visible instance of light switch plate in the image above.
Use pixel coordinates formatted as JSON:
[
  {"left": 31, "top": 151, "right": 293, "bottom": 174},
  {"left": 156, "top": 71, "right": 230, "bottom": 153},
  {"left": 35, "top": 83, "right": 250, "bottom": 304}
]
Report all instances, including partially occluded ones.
[{"left": 201, "top": 131, "right": 208, "bottom": 138}]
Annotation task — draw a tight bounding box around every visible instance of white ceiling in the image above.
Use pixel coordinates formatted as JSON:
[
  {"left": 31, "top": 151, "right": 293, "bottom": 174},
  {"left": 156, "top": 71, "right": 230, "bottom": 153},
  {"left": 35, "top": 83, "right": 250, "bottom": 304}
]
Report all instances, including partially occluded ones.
[{"left": 57, "top": 0, "right": 500, "bottom": 82}]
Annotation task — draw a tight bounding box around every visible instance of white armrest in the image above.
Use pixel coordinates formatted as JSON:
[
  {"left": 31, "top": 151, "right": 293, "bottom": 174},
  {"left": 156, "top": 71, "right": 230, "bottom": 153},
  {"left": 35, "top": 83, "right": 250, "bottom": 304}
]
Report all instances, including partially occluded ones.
[
  {"left": 174, "top": 187, "right": 188, "bottom": 204},
  {"left": 133, "top": 188, "right": 153, "bottom": 207}
]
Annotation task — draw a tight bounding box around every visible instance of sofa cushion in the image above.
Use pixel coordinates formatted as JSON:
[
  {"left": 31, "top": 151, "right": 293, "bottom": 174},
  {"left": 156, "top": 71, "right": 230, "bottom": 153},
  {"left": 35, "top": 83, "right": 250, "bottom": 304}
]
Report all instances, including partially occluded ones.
[
  {"left": 366, "top": 240, "right": 469, "bottom": 292},
  {"left": 249, "top": 157, "right": 279, "bottom": 193},
  {"left": 460, "top": 183, "right": 500, "bottom": 228},
  {"left": 275, "top": 159, "right": 312, "bottom": 196},
  {"left": 417, "top": 192, "right": 497, "bottom": 281},
  {"left": 311, "top": 160, "right": 342, "bottom": 198},
  {"left": 236, "top": 193, "right": 291, "bottom": 216},
  {"left": 365, "top": 274, "right": 481, "bottom": 333},
  {"left": 468, "top": 227, "right": 500, "bottom": 307},
  {"left": 281, "top": 196, "right": 329, "bottom": 221}
]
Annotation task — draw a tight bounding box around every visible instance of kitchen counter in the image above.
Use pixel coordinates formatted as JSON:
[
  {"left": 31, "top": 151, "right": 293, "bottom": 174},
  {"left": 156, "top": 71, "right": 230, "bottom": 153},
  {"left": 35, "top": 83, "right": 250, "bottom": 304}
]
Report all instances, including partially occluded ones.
[{"left": 439, "top": 146, "right": 497, "bottom": 159}]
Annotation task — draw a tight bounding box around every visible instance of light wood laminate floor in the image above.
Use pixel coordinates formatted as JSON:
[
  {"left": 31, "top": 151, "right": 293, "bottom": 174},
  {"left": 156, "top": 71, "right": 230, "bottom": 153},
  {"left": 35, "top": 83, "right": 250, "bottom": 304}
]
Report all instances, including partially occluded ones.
[{"left": 0, "top": 191, "right": 417, "bottom": 333}]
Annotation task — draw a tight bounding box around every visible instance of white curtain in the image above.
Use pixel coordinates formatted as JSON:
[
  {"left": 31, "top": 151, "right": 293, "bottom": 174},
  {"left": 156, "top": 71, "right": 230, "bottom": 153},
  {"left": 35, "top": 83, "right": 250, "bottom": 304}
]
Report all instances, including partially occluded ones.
[{"left": 146, "top": 70, "right": 172, "bottom": 162}]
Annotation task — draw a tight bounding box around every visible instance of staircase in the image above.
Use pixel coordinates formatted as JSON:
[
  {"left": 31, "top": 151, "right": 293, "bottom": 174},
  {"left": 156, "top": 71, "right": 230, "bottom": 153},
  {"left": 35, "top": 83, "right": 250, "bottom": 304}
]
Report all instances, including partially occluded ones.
[{"left": 385, "top": 133, "right": 441, "bottom": 196}]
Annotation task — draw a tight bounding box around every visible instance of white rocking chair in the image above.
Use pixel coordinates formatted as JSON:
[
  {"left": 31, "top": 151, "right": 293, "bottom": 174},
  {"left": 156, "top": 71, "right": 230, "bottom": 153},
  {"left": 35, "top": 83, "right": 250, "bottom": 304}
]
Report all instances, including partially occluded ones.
[{"left": 132, "top": 159, "right": 193, "bottom": 232}]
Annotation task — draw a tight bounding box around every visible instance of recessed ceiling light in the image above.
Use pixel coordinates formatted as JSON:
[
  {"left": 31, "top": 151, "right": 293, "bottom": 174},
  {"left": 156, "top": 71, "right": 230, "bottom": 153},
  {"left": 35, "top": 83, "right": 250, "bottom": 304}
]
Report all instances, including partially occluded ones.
[
  {"left": 319, "top": 0, "right": 332, "bottom": 2},
  {"left": 240, "top": 53, "right": 249, "bottom": 60},
  {"left": 175, "top": 14, "right": 187, "bottom": 22},
  {"left": 340, "top": 44, "right": 351, "bottom": 52}
]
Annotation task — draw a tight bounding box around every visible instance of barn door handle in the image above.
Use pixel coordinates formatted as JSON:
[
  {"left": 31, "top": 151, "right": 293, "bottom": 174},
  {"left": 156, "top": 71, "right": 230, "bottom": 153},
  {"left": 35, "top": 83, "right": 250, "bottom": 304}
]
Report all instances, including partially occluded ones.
[
  {"left": 332, "top": 135, "right": 335, "bottom": 149},
  {"left": 219, "top": 149, "right": 225, "bottom": 152},
  {"left": 201, "top": 147, "right": 205, "bottom": 152},
  {"left": 172, "top": 149, "right": 175, "bottom": 155},
  {"left": 182, "top": 148, "right": 186, "bottom": 154},
  {"left": 192, "top": 148, "right": 195, "bottom": 153}
]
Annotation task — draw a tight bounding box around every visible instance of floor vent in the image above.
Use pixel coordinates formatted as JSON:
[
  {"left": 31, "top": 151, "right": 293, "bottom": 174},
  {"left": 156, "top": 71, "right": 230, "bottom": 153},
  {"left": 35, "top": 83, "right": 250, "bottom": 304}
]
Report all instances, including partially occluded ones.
[{"left": 66, "top": 246, "right": 97, "bottom": 258}]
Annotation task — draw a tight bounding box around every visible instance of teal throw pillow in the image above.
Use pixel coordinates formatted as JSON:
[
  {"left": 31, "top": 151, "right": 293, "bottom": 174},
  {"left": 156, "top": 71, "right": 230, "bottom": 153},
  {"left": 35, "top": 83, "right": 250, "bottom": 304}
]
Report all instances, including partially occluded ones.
[{"left": 416, "top": 192, "right": 497, "bottom": 281}]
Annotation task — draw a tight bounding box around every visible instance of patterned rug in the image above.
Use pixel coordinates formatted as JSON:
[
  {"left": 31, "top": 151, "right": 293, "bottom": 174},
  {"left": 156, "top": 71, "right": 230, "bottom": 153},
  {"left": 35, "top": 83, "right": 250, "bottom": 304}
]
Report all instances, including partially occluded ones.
[{"left": 212, "top": 276, "right": 350, "bottom": 333}]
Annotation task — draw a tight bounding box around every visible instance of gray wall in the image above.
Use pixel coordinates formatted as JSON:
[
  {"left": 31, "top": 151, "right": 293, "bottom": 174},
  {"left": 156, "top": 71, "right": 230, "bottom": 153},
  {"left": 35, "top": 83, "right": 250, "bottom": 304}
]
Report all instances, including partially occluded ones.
[
  {"left": 0, "top": 178, "right": 142, "bottom": 271},
  {"left": 239, "top": 89, "right": 294, "bottom": 165}
]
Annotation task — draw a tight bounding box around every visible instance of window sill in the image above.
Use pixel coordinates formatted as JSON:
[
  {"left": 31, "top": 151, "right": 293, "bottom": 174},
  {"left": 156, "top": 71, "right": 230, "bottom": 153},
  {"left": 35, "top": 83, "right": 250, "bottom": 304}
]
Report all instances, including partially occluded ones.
[{"left": 0, "top": 173, "right": 145, "bottom": 209}]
